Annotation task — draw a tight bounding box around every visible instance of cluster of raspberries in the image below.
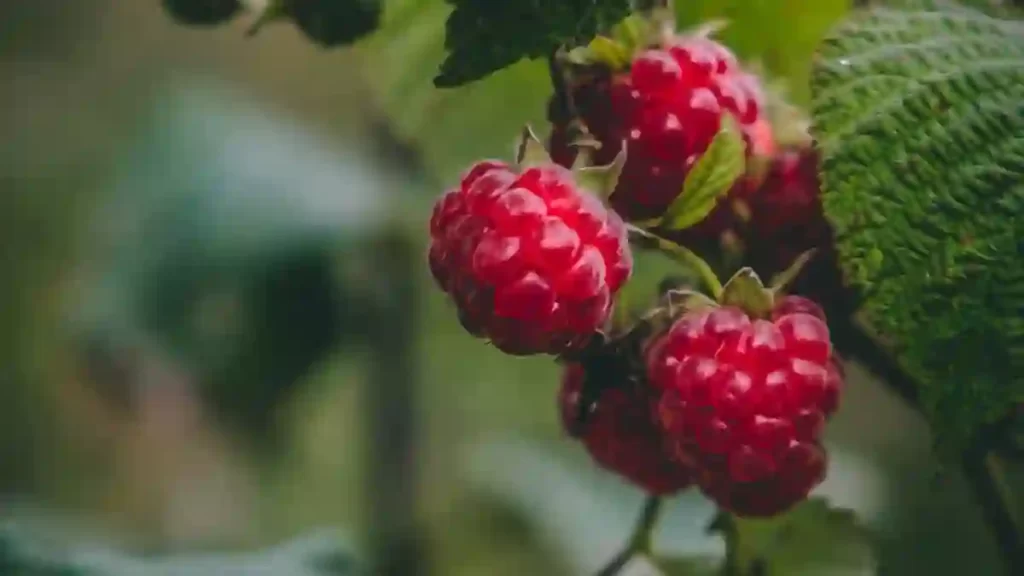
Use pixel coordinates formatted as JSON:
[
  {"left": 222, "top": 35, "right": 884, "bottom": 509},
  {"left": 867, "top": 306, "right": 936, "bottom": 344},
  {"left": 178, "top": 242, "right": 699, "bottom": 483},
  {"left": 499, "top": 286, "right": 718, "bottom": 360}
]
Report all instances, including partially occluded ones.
[{"left": 428, "top": 30, "right": 845, "bottom": 517}]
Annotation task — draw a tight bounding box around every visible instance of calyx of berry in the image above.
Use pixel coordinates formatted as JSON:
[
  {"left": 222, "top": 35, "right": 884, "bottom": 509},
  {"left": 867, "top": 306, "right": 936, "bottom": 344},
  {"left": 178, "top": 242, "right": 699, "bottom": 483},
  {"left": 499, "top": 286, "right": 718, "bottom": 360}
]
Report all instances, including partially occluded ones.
[
  {"left": 516, "top": 126, "right": 626, "bottom": 202},
  {"left": 719, "top": 267, "right": 775, "bottom": 319}
]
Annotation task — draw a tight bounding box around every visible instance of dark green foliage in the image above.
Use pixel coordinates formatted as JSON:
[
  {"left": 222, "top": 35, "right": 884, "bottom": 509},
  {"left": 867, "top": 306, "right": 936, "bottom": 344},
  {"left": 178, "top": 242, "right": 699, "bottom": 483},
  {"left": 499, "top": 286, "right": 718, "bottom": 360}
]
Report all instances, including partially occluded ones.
[
  {"left": 161, "top": 0, "right": 240, "bottom": 26},
  {"left": 435, "top": 0, "right": 631, "bottom": 87},
  {"left": 811, "top": 2, "right": 1024, "bottom": 450},
  {"left": 287, "top": 0, "right": 383, "bottom": 47}
]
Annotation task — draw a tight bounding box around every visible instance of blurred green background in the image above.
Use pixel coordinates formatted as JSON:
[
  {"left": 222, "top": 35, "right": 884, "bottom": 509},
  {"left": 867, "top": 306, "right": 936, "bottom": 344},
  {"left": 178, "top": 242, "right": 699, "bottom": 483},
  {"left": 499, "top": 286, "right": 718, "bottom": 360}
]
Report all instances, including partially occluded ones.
[{"left": 0, "top": 1, "right": 1013, "bottom": 574}]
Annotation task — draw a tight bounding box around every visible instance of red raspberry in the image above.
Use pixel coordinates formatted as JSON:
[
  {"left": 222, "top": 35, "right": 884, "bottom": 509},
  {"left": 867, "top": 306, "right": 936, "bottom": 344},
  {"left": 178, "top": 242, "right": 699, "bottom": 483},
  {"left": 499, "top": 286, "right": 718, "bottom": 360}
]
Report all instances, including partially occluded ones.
[
  {"left": 429, "top": 161, "right": 632, "bottom": 356},
  {"left": 559, "top": 363, "right": 693, "bottom": 494},
  {"left": 646, "top": 300, "right": 843, "bottom": 517},
  {"left": 550, "top": 34, "right": 772, "bottom": 223}
]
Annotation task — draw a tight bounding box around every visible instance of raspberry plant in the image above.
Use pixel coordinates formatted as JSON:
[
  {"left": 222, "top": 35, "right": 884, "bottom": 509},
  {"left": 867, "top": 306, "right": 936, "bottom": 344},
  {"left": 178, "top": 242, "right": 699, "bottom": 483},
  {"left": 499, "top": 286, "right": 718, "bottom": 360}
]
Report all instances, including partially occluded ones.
[{"left": 165, "top": 0, "right": 1023, "bottom": 574}]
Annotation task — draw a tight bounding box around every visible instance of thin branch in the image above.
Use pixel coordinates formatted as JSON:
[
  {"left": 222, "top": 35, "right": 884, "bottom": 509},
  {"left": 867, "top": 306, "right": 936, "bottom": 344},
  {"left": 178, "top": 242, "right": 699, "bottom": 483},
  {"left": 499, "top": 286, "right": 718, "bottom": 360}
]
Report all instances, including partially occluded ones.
[
  {"left": 595, "top": 496, "right": 664, "bottom": 576},
  {"left": 627, "top": 225, "right": 724, "bottom": 300},
  {"left": 963, "top": 448, "right": 1024, "bottom": 574}
]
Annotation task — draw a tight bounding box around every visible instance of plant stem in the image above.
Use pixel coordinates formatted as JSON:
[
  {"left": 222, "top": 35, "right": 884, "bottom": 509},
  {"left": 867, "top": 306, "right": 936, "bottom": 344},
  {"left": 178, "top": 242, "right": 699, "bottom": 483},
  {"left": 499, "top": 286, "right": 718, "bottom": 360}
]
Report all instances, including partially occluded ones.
[
  {"left": 594, "top": 495, "right": 664, "bottom": 576},
  {"left": 963, "top": 443, "right": 1024, "bottom": 574},
  {"left": 627, "top": 225, "right": 724, "bottom": 300}
]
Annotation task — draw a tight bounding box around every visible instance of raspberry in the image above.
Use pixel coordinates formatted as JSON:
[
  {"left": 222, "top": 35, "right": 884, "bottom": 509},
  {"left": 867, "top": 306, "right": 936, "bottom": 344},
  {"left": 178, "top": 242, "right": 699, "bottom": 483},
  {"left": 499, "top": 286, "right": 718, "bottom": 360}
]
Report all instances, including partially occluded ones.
[
  {"left": 550, "top": 34, "right": 772, "bottom": 223},
  {"left": 161, "top": 0, "right": 240, "bottom": 26},
  {"left": 560, "top": 363, "right": 693, "bottom": 494},
  {"left": 429, "top": 160, "right": 632, "bottom": 356},
  {"left": 646, "top": 300, "right": 843, "bottom": 517}
]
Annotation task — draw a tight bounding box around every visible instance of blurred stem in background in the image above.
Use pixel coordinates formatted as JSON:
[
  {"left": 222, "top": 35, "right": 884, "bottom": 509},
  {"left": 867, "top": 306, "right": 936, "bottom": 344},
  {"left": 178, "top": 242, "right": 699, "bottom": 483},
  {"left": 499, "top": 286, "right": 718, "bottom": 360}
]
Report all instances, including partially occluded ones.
[
  {"left": 364, "top": 225, "right": 425, "bottom": 576},
  {"left": 362, "top": 117, "right": 428, "bottom": 576}
]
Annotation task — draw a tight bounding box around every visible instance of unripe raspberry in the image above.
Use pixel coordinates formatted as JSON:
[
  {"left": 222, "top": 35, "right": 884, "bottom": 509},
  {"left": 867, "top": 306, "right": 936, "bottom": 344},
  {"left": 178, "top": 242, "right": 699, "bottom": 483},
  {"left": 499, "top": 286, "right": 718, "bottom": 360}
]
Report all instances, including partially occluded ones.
[
  {"left": 162, "top": 0, "right": 240, "bottom": 25},
  {"left": 560, "top": 362, "right": 693, "bottom": 495},
  {"left": 429, "top": 160, "right": 632, "bottom": 356},
  {"left": 550, "top": 33, "right": 772, "bottom": 223},
  {"left": 647, "top": 298, "right": 843, "bottom": 517}
]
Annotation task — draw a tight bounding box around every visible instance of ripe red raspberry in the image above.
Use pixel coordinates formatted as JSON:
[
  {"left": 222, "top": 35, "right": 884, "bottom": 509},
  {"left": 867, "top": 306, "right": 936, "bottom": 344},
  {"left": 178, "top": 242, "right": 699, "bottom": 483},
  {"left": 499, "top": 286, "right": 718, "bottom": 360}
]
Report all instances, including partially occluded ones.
[
  {"left": 429, "top": 160, "right": 632, "bottom": 356},
  {"left": 646, "top": 299, "right": 843, "bottom": 517},
  {"left": 559, "top": 362, "right": 693, "bottom": 494},
  {"left": 550, "top": 34, "right": 772, "bottom": 223}
]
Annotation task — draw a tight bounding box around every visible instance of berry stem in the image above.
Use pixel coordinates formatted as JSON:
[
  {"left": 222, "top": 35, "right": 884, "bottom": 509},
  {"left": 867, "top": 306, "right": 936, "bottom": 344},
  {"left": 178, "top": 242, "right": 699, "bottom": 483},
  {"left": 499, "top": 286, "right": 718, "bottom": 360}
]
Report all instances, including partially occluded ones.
[
  {"left": 627, "top": 225, "right": 724, "bottom": 300},
  {"left": 594, "top": 495, "right": 664, "bottom": 576}
]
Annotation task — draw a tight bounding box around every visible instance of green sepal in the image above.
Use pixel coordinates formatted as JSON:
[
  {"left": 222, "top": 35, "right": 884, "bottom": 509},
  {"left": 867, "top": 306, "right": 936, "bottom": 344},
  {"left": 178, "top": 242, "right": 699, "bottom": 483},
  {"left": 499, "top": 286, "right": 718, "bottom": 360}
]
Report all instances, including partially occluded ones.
[
  {"left": 573, "top": 143, "right": 627, "bottom": 202},
  {"left": 515, "top": 125, "right": 553, "bottom": 167},
  {"left": 585, "top": 35, "right": 633, "bottom": 70},
  {"left": 663, "top": 288, "right": 719, "bottom": 316},
  {"left": 659, "top": 114, "right": 746, "bottom": 232},
  {"left": 768, "top": 248, "right": 818, "bottom": 294},
  {"left": 561, "top": 13, "right": 659, "bottom": 71},
  {"left": 719, "top": 267, "right": 774, "bottom": 319}
]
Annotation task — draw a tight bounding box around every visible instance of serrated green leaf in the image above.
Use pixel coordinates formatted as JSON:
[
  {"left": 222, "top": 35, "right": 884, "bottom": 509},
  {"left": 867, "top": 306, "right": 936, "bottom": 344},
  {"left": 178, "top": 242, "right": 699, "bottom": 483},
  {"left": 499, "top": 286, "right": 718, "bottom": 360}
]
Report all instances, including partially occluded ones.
[
  {"left": 810, "top": 3, "right": 1024, "bottom": 451},
  {"left": 718, "top": 498, "right": 876, "bottom": 575},
  {"left": 434, "top": 0, "right": 631, "bottom": 87},
  {"left": 660, "top": 115, "right": 745, "bottom": 231}
]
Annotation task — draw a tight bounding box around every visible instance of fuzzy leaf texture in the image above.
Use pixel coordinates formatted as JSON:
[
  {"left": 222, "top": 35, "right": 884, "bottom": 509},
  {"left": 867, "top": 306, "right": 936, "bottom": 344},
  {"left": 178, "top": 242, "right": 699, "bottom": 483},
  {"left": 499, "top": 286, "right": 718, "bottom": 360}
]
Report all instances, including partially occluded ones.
[
  {"left": 660, "top": 115, "right": 746, "bottom": 231},
  {"left": 434, "top": 0, "right": 631, "bottom": 87},
  {"left": 716, "top": 498, "right": 876, "bottom": 575},
  {"left": 810, "top": 1, "right": 1024, "bottom": 451}
]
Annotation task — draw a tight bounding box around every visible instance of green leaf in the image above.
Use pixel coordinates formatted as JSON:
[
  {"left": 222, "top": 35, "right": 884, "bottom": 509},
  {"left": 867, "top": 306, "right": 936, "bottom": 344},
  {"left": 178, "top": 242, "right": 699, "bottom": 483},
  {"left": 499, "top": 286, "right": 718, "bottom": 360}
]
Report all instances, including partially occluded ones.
[
  {"left": 434, "top": 0, "right": 631, "bottom": 87},
  {"left": 717, "top": 498, "right": 876, "bottom": 575},
  {"left": 810, "top": 2, "right": 1024, "bottom": 450},
  {"left": 660, "top": 115, "right": 745, "bottom": 232}
]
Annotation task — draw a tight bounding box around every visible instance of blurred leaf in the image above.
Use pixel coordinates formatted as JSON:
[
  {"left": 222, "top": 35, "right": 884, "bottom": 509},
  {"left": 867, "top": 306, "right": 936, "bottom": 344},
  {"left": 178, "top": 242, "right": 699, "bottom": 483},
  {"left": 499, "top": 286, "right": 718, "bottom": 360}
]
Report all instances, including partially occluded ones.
[
  {"left": 810, "top": 2, "right": 1024, "bottom": 451},
  {"left": 434, "top": 0, "right": 631, "bottom": 87},
  {"left": 1, "top": 518, "right": 358, "bottom": 576},
  {"left": 674, "top": 0, "right": 850, "bottom": 105},
  {"left": 657, "top": 555, "right": 721, "bottom": 576},
  {"left": 361, "top": 0, "right": 553, "bottom": 184},
  {"left": 161, "top": 0, "right": 241, "bottom": 27},
  {"left": 287, "top": 0, "right": 383, "bottom": 47},
  {"left": 71, "top": 78, "right": 398, "bottom": 447},
  {"left": 717, "top": 498, "right": 876, "bottom": 576},
  {"left": 660, "top": 115, "right": 745, "bottom": 231}
]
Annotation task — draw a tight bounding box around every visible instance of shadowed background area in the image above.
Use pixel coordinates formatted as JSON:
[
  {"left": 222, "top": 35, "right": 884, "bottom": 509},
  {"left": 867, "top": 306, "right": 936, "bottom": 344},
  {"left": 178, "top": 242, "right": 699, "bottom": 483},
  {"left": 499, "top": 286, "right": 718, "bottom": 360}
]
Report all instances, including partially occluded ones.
[{"left": 0, "top": 1, "right": 1016, "bottom": 575}]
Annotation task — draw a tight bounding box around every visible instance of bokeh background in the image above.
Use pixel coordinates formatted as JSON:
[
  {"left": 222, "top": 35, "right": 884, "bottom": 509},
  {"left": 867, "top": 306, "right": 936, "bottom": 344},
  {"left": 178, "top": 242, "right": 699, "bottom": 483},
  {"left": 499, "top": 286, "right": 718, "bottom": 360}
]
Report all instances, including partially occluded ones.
[{"left": 0, "top": 1, "right": 1015, "bottom": 574}]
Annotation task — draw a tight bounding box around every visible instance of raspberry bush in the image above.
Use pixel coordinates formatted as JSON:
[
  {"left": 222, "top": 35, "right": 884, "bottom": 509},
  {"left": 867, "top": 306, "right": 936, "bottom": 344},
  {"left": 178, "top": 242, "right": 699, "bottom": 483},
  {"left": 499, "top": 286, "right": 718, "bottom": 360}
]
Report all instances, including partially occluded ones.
[{"left": 166, "top": 0, "right": 1024, "bottom": 574}]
